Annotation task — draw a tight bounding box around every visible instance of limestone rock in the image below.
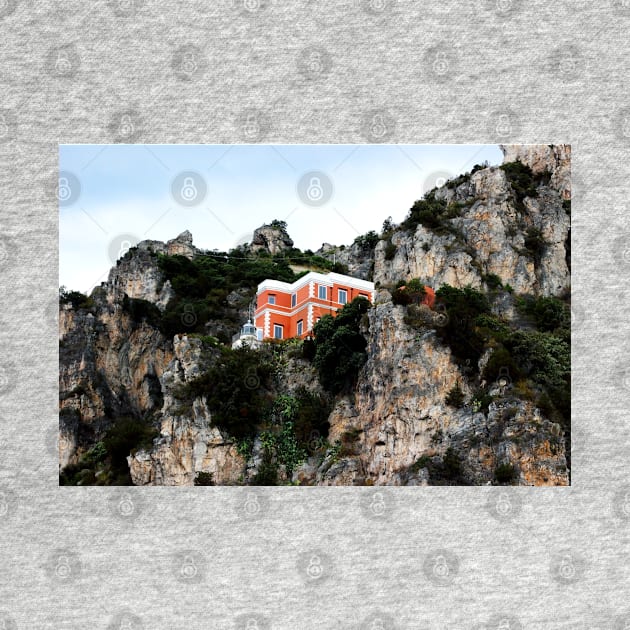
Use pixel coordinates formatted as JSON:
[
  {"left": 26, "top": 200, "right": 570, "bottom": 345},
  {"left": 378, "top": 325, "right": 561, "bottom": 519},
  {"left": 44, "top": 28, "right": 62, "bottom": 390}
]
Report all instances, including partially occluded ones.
[
  {"left": 249, "top": 223, "right": 294, "bottom": 256},
  {"left": 373, "top": 155, "right": 570, "bottom": 297},
  {"left": 500, "top": 144, "right": 571, "bottom": 200}
]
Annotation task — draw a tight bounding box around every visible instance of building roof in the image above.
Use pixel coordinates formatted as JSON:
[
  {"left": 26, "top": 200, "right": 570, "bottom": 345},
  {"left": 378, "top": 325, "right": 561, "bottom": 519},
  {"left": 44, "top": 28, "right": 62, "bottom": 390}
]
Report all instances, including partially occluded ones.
[{"left": 257, "top": 271, "right": 374, "bottom": 294}]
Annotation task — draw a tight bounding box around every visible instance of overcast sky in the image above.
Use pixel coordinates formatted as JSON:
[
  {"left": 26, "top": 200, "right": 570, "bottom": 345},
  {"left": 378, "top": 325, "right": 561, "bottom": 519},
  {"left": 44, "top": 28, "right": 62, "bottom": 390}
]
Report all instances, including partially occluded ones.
[{"left": 59, "top": 144, "right": 503, "bottom": 293}]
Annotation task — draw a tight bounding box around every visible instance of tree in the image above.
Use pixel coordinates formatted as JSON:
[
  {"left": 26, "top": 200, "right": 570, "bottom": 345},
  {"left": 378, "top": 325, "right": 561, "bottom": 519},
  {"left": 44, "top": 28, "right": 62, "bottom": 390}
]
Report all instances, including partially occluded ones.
[{"left": 311, "top": 297, "right": 370, "bottom": 394}]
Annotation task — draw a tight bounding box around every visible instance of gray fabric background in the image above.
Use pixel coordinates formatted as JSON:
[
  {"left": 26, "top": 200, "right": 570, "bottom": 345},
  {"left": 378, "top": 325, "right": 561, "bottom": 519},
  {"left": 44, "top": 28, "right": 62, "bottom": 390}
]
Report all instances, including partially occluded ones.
[{"left": 0, "top": 0, "right": 626, "bottom": 628}]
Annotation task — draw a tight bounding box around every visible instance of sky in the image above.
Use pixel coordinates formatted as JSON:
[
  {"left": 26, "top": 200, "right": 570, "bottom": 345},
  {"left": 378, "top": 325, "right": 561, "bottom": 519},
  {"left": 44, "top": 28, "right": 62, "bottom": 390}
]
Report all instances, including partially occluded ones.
[{"left": 59, "top": 144, "right": 503, "bottom": 293}]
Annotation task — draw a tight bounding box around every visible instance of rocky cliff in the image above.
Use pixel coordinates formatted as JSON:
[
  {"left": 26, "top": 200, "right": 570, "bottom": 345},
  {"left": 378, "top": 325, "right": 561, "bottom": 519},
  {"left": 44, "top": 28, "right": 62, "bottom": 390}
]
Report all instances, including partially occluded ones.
[{"left": 59, "top": 144, "right": 570, "bottom": 486}]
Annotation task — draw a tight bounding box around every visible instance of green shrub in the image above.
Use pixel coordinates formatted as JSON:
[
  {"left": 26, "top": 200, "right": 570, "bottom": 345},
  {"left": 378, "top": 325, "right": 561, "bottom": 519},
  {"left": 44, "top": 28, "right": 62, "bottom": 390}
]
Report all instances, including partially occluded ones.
[
  {"left": 482, "top": 273, "right": 503, "bottom": 290},
  {"left": 179, "top": 346, "right": 273, "bottom": 439},
  {"left": 353, "top": 230, "right": 379, "bottom": 252},
  {"left": 122, "top": 296, "right": 163, "bottom": 328},
  {"left": 59, "top": 286, "right": 94, "bottom": 310},
  {"left": 445, "top": 383, "right": 465, "bottom": 408},
  {"left": 381, "top": 216, "right": 394, "bottom": 237},
  {"left": 471, "top": 389, "right": 493, "bottom": 414},
  {"left": 251, "top": 445, "right": 278, "bottom": 485},
  {"left": 194, "top": 472, "right": 215, "bottom": 486},
  {"left": 410, "top": 455, "right": 431, "bottom": 473},
  {"left": 291, "top": 387, "right": 331, "bottom": 451},
  {"left": 517, "top": 295, "right": 569, "bottom": 332},
  {"left": 393, "top": 279, "right": 426, "bottom": 307},
  {"left": 494, "top": 462, "right": 517, "bottom": 484},
  {"left": 401, "top": 193, "right": 454, "bottom": 234},
  {"left": 420, "top": 448, "right": 465, "bottom": 485},
  {"left": 523, "top": 227, "right": 546, "bottom": 264},
  {"left": 500, "top": 161, "right": 549, "bottom": 211},
  {"left": 434, "top": 285, "right": 491, "bottom": 369},
  {"left": 384, "top": 240, "right": 397, "bottom": 260},
  {"left": 312, "top": 297, "right": 370, "bottom": 394},
  {"left": 482, "top": 345, "right": 521, "bottom": 385}
]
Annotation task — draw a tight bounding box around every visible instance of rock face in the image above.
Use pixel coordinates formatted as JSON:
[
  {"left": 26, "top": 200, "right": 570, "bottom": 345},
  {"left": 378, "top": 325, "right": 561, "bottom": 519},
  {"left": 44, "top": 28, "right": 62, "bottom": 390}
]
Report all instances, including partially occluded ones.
[
  {"left": 128, "top": 335, "right": 244, "bottom": 486},
  {"left": 59, "top": 146, "right": 570, "bottom": 486},
  {"left": 249, "top": 223, "right": 294, "bottom": 256},
  {"left": 107, "top": 231, "right": 197, "bottom": 309},
  {"left": 59, "top": 291, "right": 173, "bottom": 469},
  {"left": 500, "top": 144, "right": 571, "bottom": 200},
  {"left": 374, "top": 158, "right": 570, "bottom": 297},
  {"left": 306, "top": 295, "right": 567, "bottom": 486},
  {"left": 316, "top": 240, "right": 374, "bottom": 281}
]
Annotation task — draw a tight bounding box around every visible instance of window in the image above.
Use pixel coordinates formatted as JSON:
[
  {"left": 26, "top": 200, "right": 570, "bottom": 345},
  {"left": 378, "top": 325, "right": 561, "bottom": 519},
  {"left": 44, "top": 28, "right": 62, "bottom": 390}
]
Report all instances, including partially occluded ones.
[
  {"left": 359, "top": 292, "right": 368, "bottom": 299},
  {"left": 291, "top": 293, "right": 297, "bottom": 307},
  {"left": 338, "top": 288, "right": 347, "bottom": 305},
  {"left": 273, "top": 324, "right": 283, "bottom": 339},
  {"left": 268, "top": 294, "right": 276, "bottom": 305},
  {"left": 318, "top": 285, "right": 327, "bottom": 299},
  {"left": 296, "top": 320, "right": 303, "bottom": 336}
]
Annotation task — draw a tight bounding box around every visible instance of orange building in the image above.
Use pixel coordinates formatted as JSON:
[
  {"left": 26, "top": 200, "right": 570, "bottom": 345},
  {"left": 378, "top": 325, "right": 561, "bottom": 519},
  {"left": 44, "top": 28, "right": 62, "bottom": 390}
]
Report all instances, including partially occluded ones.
[{"left": 254, "top": 272, "right": 376, "bottom": 340}]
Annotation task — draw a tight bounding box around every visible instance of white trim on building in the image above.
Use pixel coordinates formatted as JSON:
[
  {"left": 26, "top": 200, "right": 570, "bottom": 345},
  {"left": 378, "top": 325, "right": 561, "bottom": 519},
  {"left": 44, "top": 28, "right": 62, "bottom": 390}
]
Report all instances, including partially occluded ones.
[{"left": 257, "top": 271, "right": 374, "bottom": 296}]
